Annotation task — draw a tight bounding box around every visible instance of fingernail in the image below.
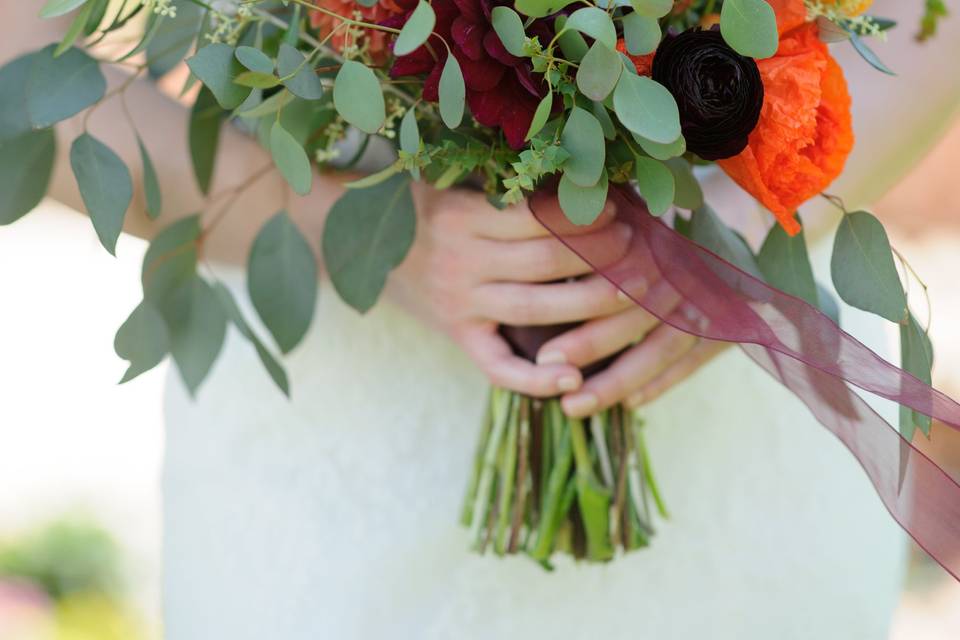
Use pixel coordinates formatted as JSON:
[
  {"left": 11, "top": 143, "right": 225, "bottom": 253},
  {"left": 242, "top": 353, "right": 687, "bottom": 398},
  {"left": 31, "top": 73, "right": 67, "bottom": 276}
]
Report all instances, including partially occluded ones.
[
  {"left": 557, "top": 375, "right": 581, "bottom": 392},
  {"left": 537, "top": 350, "right": 567, "bottom": 365},
  {"left": 564, "top": 393, "right": 598, "bottom": 416},
  {"left": 616, "top": 290, "right": 633, "bottom": 303}
]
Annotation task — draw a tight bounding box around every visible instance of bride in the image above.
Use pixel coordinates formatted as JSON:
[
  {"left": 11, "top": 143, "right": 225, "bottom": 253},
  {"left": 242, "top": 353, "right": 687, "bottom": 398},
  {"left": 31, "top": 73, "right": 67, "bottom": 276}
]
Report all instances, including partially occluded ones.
[{"left": 4, "top": 2, "right": 959, "bottom": 637}]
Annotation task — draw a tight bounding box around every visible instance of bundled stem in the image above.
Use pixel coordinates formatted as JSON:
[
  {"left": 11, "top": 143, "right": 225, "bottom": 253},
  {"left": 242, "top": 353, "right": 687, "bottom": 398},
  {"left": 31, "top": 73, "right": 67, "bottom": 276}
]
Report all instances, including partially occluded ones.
[{"left": 463, "top": 388, "right": 667, "bottom": 569}]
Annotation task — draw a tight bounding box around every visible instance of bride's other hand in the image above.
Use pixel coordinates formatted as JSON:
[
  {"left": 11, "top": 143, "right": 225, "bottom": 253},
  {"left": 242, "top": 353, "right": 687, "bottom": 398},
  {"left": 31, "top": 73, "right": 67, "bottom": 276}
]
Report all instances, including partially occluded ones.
[{"left": 388, "top": 186, "right": 634, "bottom": 398}]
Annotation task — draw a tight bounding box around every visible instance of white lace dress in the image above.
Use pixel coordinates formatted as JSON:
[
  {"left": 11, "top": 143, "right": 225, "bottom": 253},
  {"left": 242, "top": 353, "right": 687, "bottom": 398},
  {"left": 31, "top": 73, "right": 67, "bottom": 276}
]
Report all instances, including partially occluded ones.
[{"left": 162, "top": 4, "right": 960, "bottom": 638}]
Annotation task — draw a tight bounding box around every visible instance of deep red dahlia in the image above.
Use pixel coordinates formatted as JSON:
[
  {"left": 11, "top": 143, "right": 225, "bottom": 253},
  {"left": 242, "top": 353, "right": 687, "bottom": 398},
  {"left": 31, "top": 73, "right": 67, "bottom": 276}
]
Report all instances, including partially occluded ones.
[{"left": 386, "top": 0, "right": 552, "bottom": 149}]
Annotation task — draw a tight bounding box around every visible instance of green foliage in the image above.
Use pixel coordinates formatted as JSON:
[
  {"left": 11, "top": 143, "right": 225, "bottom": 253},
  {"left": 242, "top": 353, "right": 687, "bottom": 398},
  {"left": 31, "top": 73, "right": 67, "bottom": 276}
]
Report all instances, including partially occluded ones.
[
  {"left": 757, "top": 222, "right": 819, "bottom": 307},
  {"left": 622, "top": 12, "right": 662, "bottom": 56},
  {"left": 39, "top": 0, "right": 89, "bottom": 19},
  {"left": 186, "top": 43, "right": 251, "bottom": 110},
  {"left": 212, "top": 283, "right": 290, "bottom": 397},
  {"left": 189, "top": 88, "right": 224, "bottom": 195},
  {"left": 270, "top": 122, "right": 313, "bottom": 195},
  {"left": 0, "top": 53, "right": 37, "bottom": 139},
  {"left": 831, "top": 210, "right": 907, "bottom": 323},
  {"left": 900, "top": 313, "right": 934, "bottom": 441},
  {"left": 491, "top": 6, "right": 527, "bottom": 57},
  {"left": 690, "top": 204, "right": 763, "bottom": 278},
  {"left": 502, "top": 137, "right": 569, "bottom": 203},
  {"left": 334, "top": 60, "right": 386, "bottom": 134},
  {"left": 560, "top": 107, "right": 605, "bottom": 188},
  {"left": 564, "top": 7, "right": 617, "bottom": 49},
  {"left": 277, "top": 44, "right": 324, "bottom": 100},
  {"left": 613, "top": 74, "right": 681, "bottom": 144},
  {"left": 526, "top": 93, "right": 553, "bottom": 141},
  {"left": 439, "top": 54, "right": 466, "bottom": 129},
  {"left": 26, "top": 45, "right": 106, "bottom": 129},
  {"left": 141, "top": 215, "right": 201, "bottom": 304},
  {"left": 515, "top": 0, "right": 578, "bottom": 19},
  {"left": 138, "top": 136, "right": 162, "bottom": 220},
  {"left": 0, "top": 130, "right": 56, "bottom": 226},
  {"left": 115, "top": 301, "right": 169, "bottom": 384},
  {"left": 146, "top": 0, "right": 202, "bottom": 78},
  {"left": 630, "top": 0, "right": 673, "bottom": 18},
  {"left": 323, "top": 175, "right": 417, "bottom": 313},
  {"left": 558, "top": 172, "right": 609, "bottom": 225},
  {"left": 634, "top": 156, "right": 674, "bottom": 216},
  {"left": 720, "top": 0, "right": 780, "bottom": 59},
  {"left": 848, "top": 33, "right": 895, "bottom": 76},
  {"left": 247, "top": 211, "right": 318, "bottom": 354},
  {"left": 70, "top": 133, "right": 133, "bottom": 255},
  {"left": 394, "top": 1, "right": 436, "bottom": 56},
  {"left": 636, "top": 134, "right": 686, "bottom": 161},
  {"left": 235, "top": 46, "right": 274, "bottom": 74},
  {"left": 665, "top": 157, "right": 703, "bottom": 210},
  {"left": 162, "top": 276, "right": 227, "bottom": 396},
  {"left": 577, "top": 42, "right": 622, "bottom": 102}
]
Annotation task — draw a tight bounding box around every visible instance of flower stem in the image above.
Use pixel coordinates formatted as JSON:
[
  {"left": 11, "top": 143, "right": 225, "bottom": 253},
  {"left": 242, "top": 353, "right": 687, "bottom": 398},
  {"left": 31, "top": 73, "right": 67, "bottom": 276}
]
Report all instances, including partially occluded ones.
[{"left": 469, "top": 389, "right": 511, "bottom": 549}]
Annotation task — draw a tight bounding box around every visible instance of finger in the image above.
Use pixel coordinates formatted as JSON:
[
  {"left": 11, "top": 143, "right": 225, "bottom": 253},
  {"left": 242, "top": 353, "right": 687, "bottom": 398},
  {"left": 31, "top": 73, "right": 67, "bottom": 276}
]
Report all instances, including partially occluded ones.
[
  {"left": 560, "top": 325, "right": 699, "bottom": 417},
  {"left": 473, "top": 275, "right": 637, "bottom": 327},
  {"left": 525, "top": 194, "right": 620, "bottom": 238},
  {"left": 477, "top": 222, "right": 633, "bottom": 283},
  {"left": 624, "top": 340, "right": 727, "bottom": 408},
  {"left": 467, "top": 198, "right": 617, "bottom": 241},
  {"left": 456, "top": 323, "right": 584, "bottom": 398},
  {"left": 535, "top": 279, "right": 683, "bottom": 367}
]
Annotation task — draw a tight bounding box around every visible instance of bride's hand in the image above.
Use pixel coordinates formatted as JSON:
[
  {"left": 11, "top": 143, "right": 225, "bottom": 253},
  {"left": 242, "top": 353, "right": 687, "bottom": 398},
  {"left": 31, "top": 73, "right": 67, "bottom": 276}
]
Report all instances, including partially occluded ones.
[{"left": 387, "top": 185, "right": 635, "bottom": 398}]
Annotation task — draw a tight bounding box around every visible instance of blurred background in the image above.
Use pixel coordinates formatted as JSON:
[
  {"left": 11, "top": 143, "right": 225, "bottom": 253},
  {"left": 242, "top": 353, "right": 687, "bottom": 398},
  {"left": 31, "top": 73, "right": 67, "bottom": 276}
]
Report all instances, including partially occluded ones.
[{"left": 3, "top": 17, "right": 960, "bottom": 640}]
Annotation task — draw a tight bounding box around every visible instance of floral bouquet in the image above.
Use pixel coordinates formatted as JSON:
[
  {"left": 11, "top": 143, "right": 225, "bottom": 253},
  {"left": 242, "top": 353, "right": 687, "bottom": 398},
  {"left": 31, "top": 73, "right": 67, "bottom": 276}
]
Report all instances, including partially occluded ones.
[{"left": 3, "top": 0, "right": 960, "bottom": 576}]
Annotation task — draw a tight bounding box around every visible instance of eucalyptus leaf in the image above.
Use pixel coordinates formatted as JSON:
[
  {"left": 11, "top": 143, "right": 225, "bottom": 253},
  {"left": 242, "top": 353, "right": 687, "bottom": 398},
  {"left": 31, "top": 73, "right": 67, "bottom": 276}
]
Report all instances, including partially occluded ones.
[
  {"left": 634, "top": 156, "right": 674, "bottom": 216},
  {"left": 690, "top": 204, "right": 763, "bottom": 278},
  {"left": 720, "top": 0, "right": 779, "bottom": 59},
  {"left": 235, "top": 46, "right": 274, "bottom": 74},
  {"left": 665, "top": 157, "right": 703, "bottom": 210},
  {"left": 900, "top": 313, "right": 933, "bottom": 439},
  {"left": 636, "top": 133, "right": 686, "bottom": 160},
  {"left": 40, "top": 0, "right": 89, "bottom": 19},
  {"left": 849, "top": 32, "right": 896, "bottom": 76},
  {"left": 161, "top": 276, "right": 227, "bottom": 397},
  {"left": 629, "top": 0, "right": 673, "bottom": 18},
  {"left": 515, "top": 0, "right": 578, "bottom": 19},
  {"left": 394, "top": 1, "right": 436, "bottom": 56},
  {"left": 323, "top": 174, "right": 416, "bottom": 313},
  {"left": 0, "top": 53, "right": 37, "bottom": 140},
  {"left": 142, "top": 215, "right": 200, "bottom": 303},
  {"left": 114, "top": 300, "right": 169, "bottom": 384},
  {"left": 346, "top": 162, "right": 403, "bottom": 188},
  {"left": 491, "top": 6, "right": 527, "bottom": 57},
  {"left": 186, "top": 43, "right": 252, "bottom": 110},
  {"left": 399, "top": 108, "right": 420, "bottom": 157},
  {"left": 816, "top": 283, "right": 841, "bottom": 325},
  {"left": 334, "top": 60, "right": 386, "bottom": 134},
  {"left": 613, "top": 74, "right": 681, "bottom": 144},
  {"left": 212, "top": 282, "right": 290, "bottom": 397},
  {"left": 26, "top": 45, "right": 106, "bottom": 129},
  {"left": 70, "top": 133, "right": 133, "bottom": 255},
  {"left": 234, "top": 70, "right": 281, "bottom": 89},
  {"left": 0, "top": 130, "right": 56, "bottom": 225},
  {"left": 439, "top": 54, "right": 466, "bottom": 129},
  {"left": 248, "top": 211, "right": 318, "bottom": 354},
  {"left": 146, "top": 0, "right": 201, "bottom": 78},
  {"left": 137, "top": 135, "right": 162, "bottom": 220},
  {"left": 560, "top": 107, "right": 605, "bottom": 188},
  {"left": 622, "top": 12, "right": 661, "bottom": 55},
  {"left": 558, "top": 172, "right": 609, "bottom": 225},
  {"left": 525, "top": 92, "right": 553, "bottom": 141},
  {"left": 577, "top": 42, "right": 622, "bottom": 101},
  {"left": 54, "top": 0, "right": 96, "bottom": 57},
  {"left": 831, "top": 210, "right": 907, "bottom": 323},
  {"left": 277, "top": 44, "right": 324, "bottom": 100},
  {"left": 757, "top": 222, "right": 819, "bottom": 306},
  {"left": 189, "top": 88, "right": 223, "bottom": 195},
  {"left": 270, "top": 122, "right": 312, "bottom": 196},
  {"left": 564, "top": 8, "right": 617, "bottom": 49},
  {"left": 556, "top": 15, "right": 589, "bottom": 62}
]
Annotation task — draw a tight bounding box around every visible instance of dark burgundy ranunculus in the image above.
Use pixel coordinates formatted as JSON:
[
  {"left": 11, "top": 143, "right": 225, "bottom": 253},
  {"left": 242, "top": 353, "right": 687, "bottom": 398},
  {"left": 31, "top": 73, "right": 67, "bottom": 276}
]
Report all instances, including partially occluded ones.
[
  {"left": 386, "top": 0, "right": 551, "bottom": 149},
  {"left": 651, "top": 28, "right": 764, "bottom": 161}
]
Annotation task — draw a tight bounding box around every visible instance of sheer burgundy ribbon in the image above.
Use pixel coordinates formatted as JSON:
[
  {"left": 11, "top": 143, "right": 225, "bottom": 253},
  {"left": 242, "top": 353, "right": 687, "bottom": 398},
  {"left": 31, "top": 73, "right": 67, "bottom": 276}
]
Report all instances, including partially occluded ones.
[{"left": 530, "top": 185, "right": 960, "bottom": 581}]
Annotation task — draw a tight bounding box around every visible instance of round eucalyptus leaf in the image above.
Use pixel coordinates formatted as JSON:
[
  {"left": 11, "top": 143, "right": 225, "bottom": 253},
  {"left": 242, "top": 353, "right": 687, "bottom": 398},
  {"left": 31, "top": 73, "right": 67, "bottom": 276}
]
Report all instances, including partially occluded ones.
[
  {"left": 577, "top": 41, "right": 622, "bottom": 101},
  {"left": 439, "top": 54, "right": 466, "bottom": 129},
  {"left": 757, "top": 223, "right": 819, "bottom": 307},
  {"left": 629, "top": 0, "right": 673, "bottom": 18},
  {"left": 665, "top": 157, "right": 703, "bottom": 210},
  {"left": 277, "top": 44, "right": 324, "bottom": 100},
  {"left": 137, "top": 135, "right": 162, "bottom": 220},
  {"left": 831, "top": 210, "right": 907, "bottom": 323},
  {"left": 636, "top": 133, "right": 686, "bottom": 160},
  {"left": 622, "top": 12, "right": 661, "bottom": 55},
  {"left": 525, "top": 92, "right": 553, "bottom": 141},
  {"left": 399, "top": 108, "right": 420, "bottom": 156},
  {"left": 613, "top": 73, "right": 681, "bottom": 144},
  {"left": 235, "top": 45, "right": 274, "bottom": 74},
  {"left": 142, "top": 215, "right": 200, "bottom": 303},
  {"left": 558, "top": 172, "right": 609, "bottom": 226},
  {"left": 270, "top": 122, "right": 312, "bottom": 196},
  {"left": 0, "top": 129, "right": 55, "bottom": 226},
  {"left": 564, "top": 7, "right": 617, "bottom": 49},
  {"left": 394, "top": 1, "right": 436, "bottom": 56},
  {"left": 720, "top": 0, "right": 779, "bottom": 60},
  {"left": 334, "top": 60, "right": 386, "bottom": 134},
  {"left": 634, "top": 156, "right": 675, "bottom": 216},
  {"left": 248, "top": 211, "right": 318, "bottom": 354},
  {"left": 515, "top": 0, "right": 578, "bottom": 18},
  {"left": 491, "top": 6, "right": 527, "bottom": 57},
  {"left": 70, "top": 133, "right": 133, "bottom": 255},
  {"left": 186, "top": 43, "right": 251, "bottom": 109},
  {"left": 26, "top": 45, "right": 106, "bottom": 129},
  {"left": 234, "top": 70, "right": 281, "bottom": 89},
  {"left": 560, "top": 107, "right": 606, "bottom": 188},
  {"left": 0, "top": 52, "right": 38, "bottom": 140}
]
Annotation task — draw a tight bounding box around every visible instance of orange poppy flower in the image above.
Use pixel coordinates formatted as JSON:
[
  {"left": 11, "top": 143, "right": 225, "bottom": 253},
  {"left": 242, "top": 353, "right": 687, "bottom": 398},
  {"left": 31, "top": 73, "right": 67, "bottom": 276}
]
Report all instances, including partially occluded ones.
[
  {"left": 616, "top": 39, "right": 655, "bottom": 76},
  {"left": 309, "top": 0, "right": 406, "bottom": 64},
  {"left": 718, "top": 3, "right": 854, "bottom": 235}
]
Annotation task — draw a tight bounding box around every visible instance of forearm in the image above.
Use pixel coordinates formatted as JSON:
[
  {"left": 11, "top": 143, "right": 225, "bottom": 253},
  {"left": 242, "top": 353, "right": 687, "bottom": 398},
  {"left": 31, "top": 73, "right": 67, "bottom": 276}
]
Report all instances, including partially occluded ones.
[{"left": 1, "top": 4, "right": 353, "bottom": 264}]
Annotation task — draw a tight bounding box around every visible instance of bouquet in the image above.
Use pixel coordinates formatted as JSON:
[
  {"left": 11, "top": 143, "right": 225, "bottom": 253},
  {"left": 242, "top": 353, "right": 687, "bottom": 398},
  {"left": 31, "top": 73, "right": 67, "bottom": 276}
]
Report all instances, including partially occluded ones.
[{"left": 3, "top": 0, "right": 960, "bottom": 577}]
